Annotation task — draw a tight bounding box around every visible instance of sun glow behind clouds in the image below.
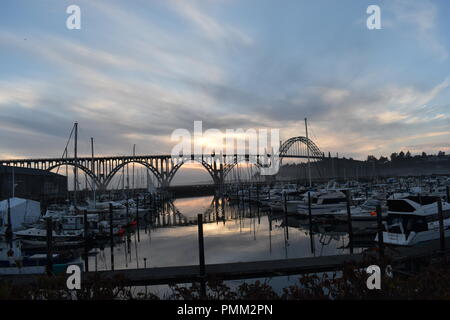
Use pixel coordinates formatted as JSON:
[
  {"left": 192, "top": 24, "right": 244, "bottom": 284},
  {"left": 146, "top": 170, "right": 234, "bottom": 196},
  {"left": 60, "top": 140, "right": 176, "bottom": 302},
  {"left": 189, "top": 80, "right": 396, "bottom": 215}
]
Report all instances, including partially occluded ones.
[{"left": 0, "top": 0, "right": 449, "bottom": 162}]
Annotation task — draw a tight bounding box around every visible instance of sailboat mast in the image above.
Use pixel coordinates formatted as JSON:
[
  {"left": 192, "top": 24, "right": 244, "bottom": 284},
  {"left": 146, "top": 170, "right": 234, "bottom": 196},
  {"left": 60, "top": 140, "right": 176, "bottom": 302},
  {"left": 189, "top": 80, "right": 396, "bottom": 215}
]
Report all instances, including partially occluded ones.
[
  {"left": 6, "top": 197, "right": 13, "bottom": 250},
  {"left": 73, "top": 122, "right": 78, "bottom": 207},
  {"left": 91, "top": 137, "right": 96, "bottom": 207},
  {"left": 305, "top": 118, "right": 312, "bottom": 188},
  {"left": 11, "top": 166, "right": 15, "bottom": 198},
  {"left": 132, "top": 144, "right": 136, "bottom": 197}
]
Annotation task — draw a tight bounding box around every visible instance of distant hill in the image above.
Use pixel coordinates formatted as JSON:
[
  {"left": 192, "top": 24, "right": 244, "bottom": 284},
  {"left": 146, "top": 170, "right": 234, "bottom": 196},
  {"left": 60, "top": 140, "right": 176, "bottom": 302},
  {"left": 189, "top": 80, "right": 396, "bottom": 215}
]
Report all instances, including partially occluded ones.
[{"left": 276, "top": 153, "right": 450, "bottom": 181}]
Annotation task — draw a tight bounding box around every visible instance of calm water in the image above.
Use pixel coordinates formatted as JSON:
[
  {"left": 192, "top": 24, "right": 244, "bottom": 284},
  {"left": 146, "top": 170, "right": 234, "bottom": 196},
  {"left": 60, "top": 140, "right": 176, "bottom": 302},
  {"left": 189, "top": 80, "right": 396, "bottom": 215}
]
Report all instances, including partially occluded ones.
[{"left": 87, "top": 195, "right": 364, "bottom": 295}]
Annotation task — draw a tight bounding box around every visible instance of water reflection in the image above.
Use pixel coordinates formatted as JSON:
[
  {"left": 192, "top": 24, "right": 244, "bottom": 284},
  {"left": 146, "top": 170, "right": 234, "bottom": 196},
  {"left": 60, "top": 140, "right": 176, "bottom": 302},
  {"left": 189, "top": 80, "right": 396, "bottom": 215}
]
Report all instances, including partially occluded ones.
[{"left": 88, "top": 195, "right": 365, "bottom": 273}]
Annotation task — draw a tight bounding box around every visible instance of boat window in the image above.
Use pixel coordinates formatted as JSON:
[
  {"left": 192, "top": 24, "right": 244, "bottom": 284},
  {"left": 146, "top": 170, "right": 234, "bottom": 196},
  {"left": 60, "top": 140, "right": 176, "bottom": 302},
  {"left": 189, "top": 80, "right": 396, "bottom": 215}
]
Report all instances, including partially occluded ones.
[
  {"left": 405, "top": 196, "right": 439, "bottom": 206},
  {"left": 387, "top": 215, "right": 406, "bottom": 234},
  {"left": 424, "top": 214, "right": 441, "bottom": 223},
  {"left": 413, "top": 218, "right": 428, "bottom": 232},
  {"left": 322, "top": 198, "right": 345, "bottom": 204},
  {"left": 365, "top": 200, "right": 380, "bottom": 207},
  {"left": 387, "top": 224, "right": 402, "bottom": 234},
  {"left": 387, "top": 200, "right": 416, "bottom": 212}
]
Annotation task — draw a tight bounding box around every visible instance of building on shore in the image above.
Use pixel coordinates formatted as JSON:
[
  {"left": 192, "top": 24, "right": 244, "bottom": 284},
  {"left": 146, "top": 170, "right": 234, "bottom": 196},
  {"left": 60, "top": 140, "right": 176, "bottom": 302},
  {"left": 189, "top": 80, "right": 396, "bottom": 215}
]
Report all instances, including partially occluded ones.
[{"left": 0, "top": 166, "right": 67, "bottom": 203}]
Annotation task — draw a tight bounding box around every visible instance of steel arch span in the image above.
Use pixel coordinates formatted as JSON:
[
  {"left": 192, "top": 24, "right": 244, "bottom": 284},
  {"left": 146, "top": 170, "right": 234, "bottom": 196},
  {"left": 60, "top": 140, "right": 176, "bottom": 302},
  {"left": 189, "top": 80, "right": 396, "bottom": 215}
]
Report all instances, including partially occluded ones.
[
  {"left": 0, "top": 135, "right": 325, "bottom": 189},
  {"left": 279, "top": 136, "right": 324, "bottom": 160},
  {"left": 47, "top": 162, "right": 100, "bottom": 189},
  {"left": 101, "top": 160, "right": 164, "bottom": 190}
]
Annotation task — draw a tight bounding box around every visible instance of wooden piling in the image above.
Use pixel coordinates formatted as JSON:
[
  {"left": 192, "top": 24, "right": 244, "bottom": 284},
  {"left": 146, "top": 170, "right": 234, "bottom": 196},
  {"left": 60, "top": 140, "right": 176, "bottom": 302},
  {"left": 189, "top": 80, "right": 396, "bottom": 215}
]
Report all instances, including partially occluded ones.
[
  {"left": 376, "top": 205, "right": 384, "bottom": 260},
  {"left": 346, "top": 190, "right": 354, "bottom": 254},
  {"left": 46, "top": 217, "right": 53, "bottom": 276},
  {"left": 446, "top": 186, "right": 450, "bottom": 203},
  {"left": 197, "top": 213, "right": 206, "bottom": 298},
  {"left": 83, "top": 210, "right": 89, "bottom": 272},
  {"left": 308, "top": 192, "right": 314, "bottom": 254},
  {"left": 136, "top": 197, "right": 140, "bottom": 242},
  {"left": 109, "top": 203, "right": 115, "bottom": 271},
  {"left": 126, "top": 200, "right": 130, "bottom": 254},
  {"left": 284, "top": 193, "right": 289, "bottom": 240},
  {"left": 437, "top": 198, "right": 446, "bottom": 252}
]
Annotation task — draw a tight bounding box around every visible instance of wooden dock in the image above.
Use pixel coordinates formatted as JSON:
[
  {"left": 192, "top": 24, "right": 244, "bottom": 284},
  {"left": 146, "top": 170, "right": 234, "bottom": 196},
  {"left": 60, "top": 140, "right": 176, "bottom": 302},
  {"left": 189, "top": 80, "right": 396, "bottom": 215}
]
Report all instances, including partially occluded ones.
[{"left": 2, "top": 238, "right": 449, "bottom": 287}]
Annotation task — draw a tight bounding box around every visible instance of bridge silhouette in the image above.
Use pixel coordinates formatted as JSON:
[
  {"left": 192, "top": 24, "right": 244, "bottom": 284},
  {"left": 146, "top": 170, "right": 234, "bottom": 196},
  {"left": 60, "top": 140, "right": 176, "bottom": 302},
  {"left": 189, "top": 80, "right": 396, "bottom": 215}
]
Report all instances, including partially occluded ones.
[{"left": 0, "top": 136, "right": 324, "bottom": 190}]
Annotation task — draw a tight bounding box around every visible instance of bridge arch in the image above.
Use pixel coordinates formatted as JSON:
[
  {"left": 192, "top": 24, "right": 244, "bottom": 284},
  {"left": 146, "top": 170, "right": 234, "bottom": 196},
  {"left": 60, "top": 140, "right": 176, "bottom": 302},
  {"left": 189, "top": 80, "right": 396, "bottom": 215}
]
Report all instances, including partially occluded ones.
[
  {"left": 102, "top": 160, "right": 163, "bottom": 190},
  {"left": 165, "top": 158, "right": 220, "bottom": 187},
  {"left": 46, "top": 162, "right": 101, "bottom": 189},
  {"left": 279, "top": 136, "right": 324, "bottom": 161}
]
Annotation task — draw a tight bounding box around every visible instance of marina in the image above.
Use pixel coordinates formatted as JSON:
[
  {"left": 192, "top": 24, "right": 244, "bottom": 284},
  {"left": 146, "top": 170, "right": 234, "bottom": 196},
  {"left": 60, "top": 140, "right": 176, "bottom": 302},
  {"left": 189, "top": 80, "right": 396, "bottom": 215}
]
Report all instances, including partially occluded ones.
[
  {"left": 1, "top": 173, "right": 450, "bottom": 288},
  {"left": 2, "top": 1, "right": 450, "bottom": 303}
]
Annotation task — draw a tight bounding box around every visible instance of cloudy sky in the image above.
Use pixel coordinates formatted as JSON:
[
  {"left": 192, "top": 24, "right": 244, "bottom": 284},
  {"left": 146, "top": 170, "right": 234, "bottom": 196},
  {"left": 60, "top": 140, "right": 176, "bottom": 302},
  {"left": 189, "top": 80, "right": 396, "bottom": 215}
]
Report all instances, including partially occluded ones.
[{"left": 1, "top": 0, "right": 450, "bottom": 161}]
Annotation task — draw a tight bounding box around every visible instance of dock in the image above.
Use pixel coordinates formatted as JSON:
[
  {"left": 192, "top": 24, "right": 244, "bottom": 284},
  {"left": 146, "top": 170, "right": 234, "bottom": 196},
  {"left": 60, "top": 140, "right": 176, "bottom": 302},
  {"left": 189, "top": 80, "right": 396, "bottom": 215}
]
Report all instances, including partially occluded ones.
[{"left": 2, "top": 238, "right": 449, "bottom": 287}]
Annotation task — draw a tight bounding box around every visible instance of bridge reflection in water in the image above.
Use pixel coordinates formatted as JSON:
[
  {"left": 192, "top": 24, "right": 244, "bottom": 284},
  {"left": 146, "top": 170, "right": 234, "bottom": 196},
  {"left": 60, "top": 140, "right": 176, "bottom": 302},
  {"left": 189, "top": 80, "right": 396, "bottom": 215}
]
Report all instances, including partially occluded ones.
[{"left": 88, "top": 196, "right": 363, "bottom": 277}]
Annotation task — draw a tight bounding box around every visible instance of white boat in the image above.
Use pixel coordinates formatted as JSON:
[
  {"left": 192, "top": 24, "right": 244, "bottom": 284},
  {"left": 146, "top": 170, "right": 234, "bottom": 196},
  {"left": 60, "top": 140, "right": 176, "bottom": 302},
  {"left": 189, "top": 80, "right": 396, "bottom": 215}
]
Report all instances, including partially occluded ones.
[
  {"left": 332, "top": 199, "right": 388, "bottom": 221},
  {"left": 376, "top": 196, "right": 450, "bottom": 246},
  {"left": 293, "top": 191, "right": 348, "bottom": 216},
  {"left": 15, "top": 224, "right": 84, "bottom": 243}
]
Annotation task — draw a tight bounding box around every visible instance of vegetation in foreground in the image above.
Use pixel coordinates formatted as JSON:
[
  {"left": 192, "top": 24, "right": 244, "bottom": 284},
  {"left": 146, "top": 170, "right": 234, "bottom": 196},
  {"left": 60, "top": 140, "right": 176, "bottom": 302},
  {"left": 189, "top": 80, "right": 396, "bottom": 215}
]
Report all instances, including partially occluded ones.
[{"left": 0, "top": 260, "right": 449, "bottom": 300}]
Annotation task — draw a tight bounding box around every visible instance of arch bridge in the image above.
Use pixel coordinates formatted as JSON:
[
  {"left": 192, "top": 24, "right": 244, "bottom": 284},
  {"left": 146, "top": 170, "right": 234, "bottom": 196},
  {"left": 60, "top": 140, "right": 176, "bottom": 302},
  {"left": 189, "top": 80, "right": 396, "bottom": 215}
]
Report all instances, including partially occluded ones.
[{"left": 0, "top": 136, "right": 324, "bottom": 190}]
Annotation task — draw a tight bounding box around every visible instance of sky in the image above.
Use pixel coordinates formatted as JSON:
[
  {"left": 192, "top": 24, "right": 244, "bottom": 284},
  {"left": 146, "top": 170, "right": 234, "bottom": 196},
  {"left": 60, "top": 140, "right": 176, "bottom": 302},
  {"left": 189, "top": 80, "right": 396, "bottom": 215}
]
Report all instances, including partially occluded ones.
[{"left": 1, "top": 0, "right": 450, "bottom": 163}]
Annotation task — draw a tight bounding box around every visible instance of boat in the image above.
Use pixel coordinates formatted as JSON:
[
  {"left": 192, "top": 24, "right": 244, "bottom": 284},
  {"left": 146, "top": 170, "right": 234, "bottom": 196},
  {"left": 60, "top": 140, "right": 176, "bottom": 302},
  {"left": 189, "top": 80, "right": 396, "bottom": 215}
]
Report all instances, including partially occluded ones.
[
  {"left": 332, "top": 199, "right": 388, "bottom": 221},
  {"left": 295, "top": 191, "right": 348, "bottom": 216},
  {"left": 375, "top": 196, "right": 450, "bottom": 246},
  {"left": 0, "top": 236, "right": 83, "bottom": 275},
  {"left": 14, "top": 221, "right": 84, "bottom": 248}
]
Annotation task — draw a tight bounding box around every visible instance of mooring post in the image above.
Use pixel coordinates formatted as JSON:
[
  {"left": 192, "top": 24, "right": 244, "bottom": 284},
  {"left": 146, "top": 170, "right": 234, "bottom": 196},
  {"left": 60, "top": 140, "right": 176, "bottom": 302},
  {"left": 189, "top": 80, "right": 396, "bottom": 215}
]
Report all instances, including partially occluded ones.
[
  {"left": 308, "top": 192, "right": 314, "bottom": 254},
  {"left": 346, "top": 190, "right": 354, "bottom": 254},
  {"left": 376, "top": 205, "right": 384, "bottom": 260},
  {"left": 46, "top": 217, "right": 53, "bottom": 276},
  {"left": 197, "top": 213, "right": 206, "bottom": 299},
  {"left": 284, "top": 193, "right": 289, "bottom": 240},
  {"left": 308, "top": 192, "right": 313, "bottom": 222},
  {"left": 136, "top": 197, "right": 140, "bottom": 242},
  {"left": 125, "top": 200, "right": 130, "bottom": 253},
  {"left": 437, "top": 198, "right": 446, "bottom": 252},
  {"left": 83, "top": 209, "right": 89, "bottom": 272},
  {"left": 256, "top": 185, "right": 260, "bottom": 217},
  {"left": 109, "top": 203, "right": 115, "bottom": 271}
]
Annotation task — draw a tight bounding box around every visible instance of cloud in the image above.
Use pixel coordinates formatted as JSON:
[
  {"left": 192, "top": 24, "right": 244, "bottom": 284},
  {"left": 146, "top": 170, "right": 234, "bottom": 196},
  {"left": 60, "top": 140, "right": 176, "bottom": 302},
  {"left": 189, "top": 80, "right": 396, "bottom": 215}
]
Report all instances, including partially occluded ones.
[
  {"left": 387, "top": 0, "right": 448, "bottom": 60},
  {"left": 0, "top": 0, "right": 450, "bottom": 166},
  {"left": 167, "top": 0, "right": 253, "bottom": 46}
]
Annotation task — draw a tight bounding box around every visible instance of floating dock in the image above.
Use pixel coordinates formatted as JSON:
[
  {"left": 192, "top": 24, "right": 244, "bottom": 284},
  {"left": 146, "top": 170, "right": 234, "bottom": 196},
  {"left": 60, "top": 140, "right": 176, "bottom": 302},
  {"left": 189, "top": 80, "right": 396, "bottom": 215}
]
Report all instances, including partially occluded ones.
[{"left": 2, "top": 238, "right": 448, "bottom": 287}]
